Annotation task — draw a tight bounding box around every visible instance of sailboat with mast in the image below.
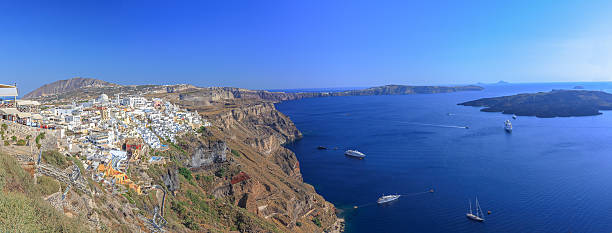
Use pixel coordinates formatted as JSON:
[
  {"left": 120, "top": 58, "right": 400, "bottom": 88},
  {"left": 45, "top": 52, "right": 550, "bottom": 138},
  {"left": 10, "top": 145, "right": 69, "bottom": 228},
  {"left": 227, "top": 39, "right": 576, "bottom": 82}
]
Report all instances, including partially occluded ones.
[{"left": 466, "top": 197, "right": 485, "bottom": 222}]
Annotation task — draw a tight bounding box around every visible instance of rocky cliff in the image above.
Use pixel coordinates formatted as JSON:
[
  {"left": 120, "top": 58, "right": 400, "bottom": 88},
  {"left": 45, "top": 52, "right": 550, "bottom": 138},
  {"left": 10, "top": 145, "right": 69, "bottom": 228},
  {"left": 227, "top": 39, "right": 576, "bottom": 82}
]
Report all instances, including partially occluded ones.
[
  {"left": 199, "top": 102, "right": 338, "bottom": 231},
  {"left": 123, "top": 100, "right": 339, "bottom": 232},
  {"left": 175, "top": 84, "right": 484, "bottom": 104}
]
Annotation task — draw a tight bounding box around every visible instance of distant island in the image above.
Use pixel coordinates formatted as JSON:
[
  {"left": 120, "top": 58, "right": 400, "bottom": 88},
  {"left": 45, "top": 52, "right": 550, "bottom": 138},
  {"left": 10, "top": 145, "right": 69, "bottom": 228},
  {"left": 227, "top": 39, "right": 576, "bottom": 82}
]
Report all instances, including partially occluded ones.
[
  {"left": 328, "top": 84, "right": 483, "bottom": 96},
  {"left": 458, "top": 90, "right": 612, "bottom": 118},
  {"left": 476, "top": 80, "right": 510, "bottom": 86}
]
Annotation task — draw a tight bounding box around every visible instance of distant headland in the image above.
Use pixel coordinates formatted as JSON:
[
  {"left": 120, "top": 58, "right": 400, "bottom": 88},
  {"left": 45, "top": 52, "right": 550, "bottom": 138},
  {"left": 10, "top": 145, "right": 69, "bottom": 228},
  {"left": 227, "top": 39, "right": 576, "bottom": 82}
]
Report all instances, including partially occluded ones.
[
  {"left": 327, "top": 84, "right": 483, "bottom": 96},
  {"left": 23, "top": 78, "right": 484, "bottom": 101},
  {"left": 458, "top": 90, "right": 612, "bottom": 118}
]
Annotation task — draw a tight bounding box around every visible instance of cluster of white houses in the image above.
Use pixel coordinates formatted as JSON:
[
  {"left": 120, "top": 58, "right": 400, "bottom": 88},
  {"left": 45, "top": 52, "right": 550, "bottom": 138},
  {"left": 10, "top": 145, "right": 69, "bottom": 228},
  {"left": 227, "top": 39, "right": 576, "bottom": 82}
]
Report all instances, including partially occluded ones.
[{"left": 0, "top": 84, "right": 212, "bottom": 194}]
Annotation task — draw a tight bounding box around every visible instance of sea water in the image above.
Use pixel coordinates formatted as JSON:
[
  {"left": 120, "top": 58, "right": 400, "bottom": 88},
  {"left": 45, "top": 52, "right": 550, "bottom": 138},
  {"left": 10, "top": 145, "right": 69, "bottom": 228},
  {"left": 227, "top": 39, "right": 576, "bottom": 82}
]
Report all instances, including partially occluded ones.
[{"left": 276, "top": 83, "right": 612, "bottom": 232}]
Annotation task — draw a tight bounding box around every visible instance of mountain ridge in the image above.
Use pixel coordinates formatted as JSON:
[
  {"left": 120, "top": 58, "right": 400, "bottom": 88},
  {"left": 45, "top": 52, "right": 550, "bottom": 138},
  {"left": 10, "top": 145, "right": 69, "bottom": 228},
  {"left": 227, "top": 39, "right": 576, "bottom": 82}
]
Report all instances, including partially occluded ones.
[{"left": 23, "top": 77, "right": 119, "bottom": 99}]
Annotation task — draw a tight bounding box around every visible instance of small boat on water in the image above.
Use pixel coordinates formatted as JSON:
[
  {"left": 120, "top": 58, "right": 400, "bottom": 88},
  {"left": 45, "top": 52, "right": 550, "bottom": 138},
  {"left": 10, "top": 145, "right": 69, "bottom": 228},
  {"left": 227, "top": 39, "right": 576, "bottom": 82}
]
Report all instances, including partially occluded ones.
[
  {"left": 317, "top": 146, "right": 328, "bottom": 150},
  {"left": 377, "top": 194, "right": 401, "bottom": 204},
  {"left": 345, "top": 150, "right": 366, "bottom": 158},
  {"left": 512, "top": 114, "right": 517, "bottom": 119},
  {"left": 504, "top": 120, "right": 512, "bottom": 132},
  {"left": 466, "top": 197, "right": 485, "bottom": 222}
]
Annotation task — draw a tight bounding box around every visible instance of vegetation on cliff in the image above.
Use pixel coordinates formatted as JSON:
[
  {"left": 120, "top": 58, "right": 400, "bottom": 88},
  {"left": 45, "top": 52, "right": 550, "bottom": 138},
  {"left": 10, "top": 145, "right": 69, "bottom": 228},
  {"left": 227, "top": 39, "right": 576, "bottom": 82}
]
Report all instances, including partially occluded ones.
[
  {"left": 459, "top": 90, "right": 612, "bottom": 118},
  {"left": 0, "top": 152, "right": 88, "bottom": 232}
]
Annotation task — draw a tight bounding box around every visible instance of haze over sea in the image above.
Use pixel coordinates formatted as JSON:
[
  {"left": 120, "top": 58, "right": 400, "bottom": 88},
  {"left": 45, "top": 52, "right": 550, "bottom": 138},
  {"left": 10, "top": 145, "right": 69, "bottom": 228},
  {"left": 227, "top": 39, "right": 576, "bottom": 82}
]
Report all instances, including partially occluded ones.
[{"left": 276, "top": 83, "right": 612, "bottom": 232}]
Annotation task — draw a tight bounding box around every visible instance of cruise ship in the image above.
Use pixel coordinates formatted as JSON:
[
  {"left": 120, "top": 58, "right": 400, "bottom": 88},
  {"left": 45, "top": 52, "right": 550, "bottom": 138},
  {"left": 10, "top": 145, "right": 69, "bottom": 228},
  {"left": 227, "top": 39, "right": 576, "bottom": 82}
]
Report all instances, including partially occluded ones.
[
  {"left": 377, "top": 194, "right": 401, "bottom": 204},
  {"left": 345, "top": 150, "right": 366, "bottom": 158},
  {"left": 504, "top": 120, "right": 512, "bottom": 132}
]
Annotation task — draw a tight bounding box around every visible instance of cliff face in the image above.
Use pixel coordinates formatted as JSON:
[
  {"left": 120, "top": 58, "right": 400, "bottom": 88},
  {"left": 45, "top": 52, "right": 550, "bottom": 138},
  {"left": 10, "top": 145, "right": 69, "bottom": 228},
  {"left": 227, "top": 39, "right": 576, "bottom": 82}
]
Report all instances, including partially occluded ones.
[
  {"left": 23, "top": 77, "right": 118, "bottom": 99},
  {"left": 201, "top": 102, "right": 337, "bottom": 232},
  {"left": 177, "top": 85, "right": 484, "bottom": 104}
]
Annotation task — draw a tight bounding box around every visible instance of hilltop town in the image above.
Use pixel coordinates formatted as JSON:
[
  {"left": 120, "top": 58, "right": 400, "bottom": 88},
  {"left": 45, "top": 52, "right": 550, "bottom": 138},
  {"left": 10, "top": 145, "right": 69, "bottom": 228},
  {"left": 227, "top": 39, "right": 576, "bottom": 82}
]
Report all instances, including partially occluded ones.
[{"left": 0, "top": 79, "right": 342, "bottom": 232}]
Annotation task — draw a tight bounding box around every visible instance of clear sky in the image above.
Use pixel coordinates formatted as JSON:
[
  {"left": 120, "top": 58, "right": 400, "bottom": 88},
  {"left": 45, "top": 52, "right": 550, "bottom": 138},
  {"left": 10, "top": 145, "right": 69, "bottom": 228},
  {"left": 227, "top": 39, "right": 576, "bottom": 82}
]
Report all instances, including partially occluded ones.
[{"left": 2, "top": 0, "right": 612, "bottom": 95}]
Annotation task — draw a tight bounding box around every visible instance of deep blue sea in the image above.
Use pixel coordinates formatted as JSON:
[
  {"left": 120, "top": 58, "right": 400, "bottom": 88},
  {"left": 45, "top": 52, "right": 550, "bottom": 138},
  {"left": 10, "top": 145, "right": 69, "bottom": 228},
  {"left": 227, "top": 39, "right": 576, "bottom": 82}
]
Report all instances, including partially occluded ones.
[{"left": 276, "top": 83, "right": 612, "bottom": 233}]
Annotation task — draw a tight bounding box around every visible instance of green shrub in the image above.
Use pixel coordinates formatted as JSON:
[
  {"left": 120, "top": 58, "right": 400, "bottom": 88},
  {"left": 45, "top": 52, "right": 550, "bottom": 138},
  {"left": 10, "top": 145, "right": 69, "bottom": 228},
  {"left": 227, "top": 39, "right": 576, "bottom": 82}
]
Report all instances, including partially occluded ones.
[
  {"left": 37, "top": 175, "right": 61, "bottom": 196},
  {"left": 197, "top": 126, "right": 206, "bottom": 134},
  {"left": 185, "top": 190, "right": 210, "bottom": 214},
  {"left": 3, "top": 141, "right": 8, "bottom": 146},
  {"left": 16, "top": 140, "right": 26, "bottom": 146},
  {"left": 41, "top": 151, "right": 70, "bottom": 169},
  {"left": 35, "top": 133, "right": 45, "bottom": 145},
  {"left": 231, "top": 149, "right": 241, "bottom": 157},
  {"left": 178, "top": 167, "right": 193, "bottom": 181},
  {"left": 202, "top": 175, "right": 213, "bottom": 183},
  {"left": 122, "top": 193, "right": 135, "bottom": 204},
  {"left": 11, "top": 136, "right": 16, "bottom": 142},
  {"left": 182, "top": 216, "right": 199, "bottom": 230},
  {"left": 171, "top": 200, "right": 187, "bottom": 216},
  {"left": 312, "top": 217, "right": 321, "bottom": 227},
  {"left": 1, "top": 124, "right": 6, "bottom": 131},
  {"left": 67, "top": 157, "right": 85, "bottom": 175},
  {"left": 215, "top": 167, "right": 226, "bottom": 178},
  {"left": 296, "top": 222, "right": 302, "bottom": 227}
]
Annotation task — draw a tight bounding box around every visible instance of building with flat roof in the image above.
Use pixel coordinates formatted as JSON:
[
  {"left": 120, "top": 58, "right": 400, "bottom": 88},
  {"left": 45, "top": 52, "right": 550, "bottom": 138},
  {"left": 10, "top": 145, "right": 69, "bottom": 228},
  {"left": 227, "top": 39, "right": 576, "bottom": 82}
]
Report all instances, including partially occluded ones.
[{"left": 0, "top": 84, "right": 18, "bottom": 107}]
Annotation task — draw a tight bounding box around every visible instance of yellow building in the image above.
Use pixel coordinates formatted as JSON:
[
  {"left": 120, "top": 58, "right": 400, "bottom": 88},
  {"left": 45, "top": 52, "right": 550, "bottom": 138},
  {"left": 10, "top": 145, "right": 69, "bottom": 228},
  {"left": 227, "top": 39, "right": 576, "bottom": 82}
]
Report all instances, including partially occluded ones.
[{"left": 97, "top": 163, "right": 142, "bottom": 194}]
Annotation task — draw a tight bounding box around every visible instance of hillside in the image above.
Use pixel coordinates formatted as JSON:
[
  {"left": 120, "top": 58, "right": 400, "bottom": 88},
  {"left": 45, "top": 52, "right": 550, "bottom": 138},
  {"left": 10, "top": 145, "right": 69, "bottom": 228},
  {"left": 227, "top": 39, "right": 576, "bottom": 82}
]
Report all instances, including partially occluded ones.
[
  {"left": 0, "top": 152, "right": 89, "bottom": 232},
  {"left": 23, "top": 77, "right": 119, "bottom": 99},
  {"left": 6, "top": 78, "right": 343, "bottom": 232},
  {"left": 459, "top": 90, "right": 612, "bottom": 118}
]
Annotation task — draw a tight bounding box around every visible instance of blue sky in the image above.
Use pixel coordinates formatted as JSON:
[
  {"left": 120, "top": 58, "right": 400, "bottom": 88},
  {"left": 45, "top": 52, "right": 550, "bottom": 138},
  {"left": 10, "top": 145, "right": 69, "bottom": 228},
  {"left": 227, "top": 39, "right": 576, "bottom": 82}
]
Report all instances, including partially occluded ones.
[{"left": 2, "top": 0, "right": 612, "bottom": 95}]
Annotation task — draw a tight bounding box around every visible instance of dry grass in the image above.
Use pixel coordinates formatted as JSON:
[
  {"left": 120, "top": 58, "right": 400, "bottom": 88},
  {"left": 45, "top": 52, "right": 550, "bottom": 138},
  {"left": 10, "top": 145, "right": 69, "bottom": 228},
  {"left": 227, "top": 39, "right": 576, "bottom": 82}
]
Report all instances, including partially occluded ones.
[{"left": 0, "top": 152, "right": 89, "bottom": 232}]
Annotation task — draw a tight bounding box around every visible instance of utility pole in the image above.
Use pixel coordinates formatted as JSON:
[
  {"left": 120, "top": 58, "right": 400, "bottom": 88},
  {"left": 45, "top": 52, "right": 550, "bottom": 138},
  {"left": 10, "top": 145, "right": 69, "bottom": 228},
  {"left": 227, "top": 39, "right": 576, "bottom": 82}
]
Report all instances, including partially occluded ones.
[{"left": 14, "top": 83, "right": 17, "bottom": 105}]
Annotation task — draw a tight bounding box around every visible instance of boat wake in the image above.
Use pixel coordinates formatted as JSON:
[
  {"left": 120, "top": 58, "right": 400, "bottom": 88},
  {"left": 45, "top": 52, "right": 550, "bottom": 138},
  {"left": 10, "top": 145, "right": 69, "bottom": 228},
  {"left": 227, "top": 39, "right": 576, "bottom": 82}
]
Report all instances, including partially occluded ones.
[{"left": 398, "top": 122, "right": 469, "bottom": 129}]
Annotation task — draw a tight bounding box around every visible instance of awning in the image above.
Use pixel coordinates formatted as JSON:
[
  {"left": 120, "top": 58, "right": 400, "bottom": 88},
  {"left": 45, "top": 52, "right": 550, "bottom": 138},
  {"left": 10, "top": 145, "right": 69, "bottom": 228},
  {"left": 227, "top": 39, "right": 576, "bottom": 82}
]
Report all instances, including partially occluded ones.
[
  {"left": 0, "top": 108, "right": 20, "bottom": 115},
  {"left": 16, "top": 112, "right": 32, "bottom": 118},
  {"left": 16, "top": 100, "right": 40, "bottom": 106},
  {"left": 0, "top": 85, "right": 17, "bottom": 97}
]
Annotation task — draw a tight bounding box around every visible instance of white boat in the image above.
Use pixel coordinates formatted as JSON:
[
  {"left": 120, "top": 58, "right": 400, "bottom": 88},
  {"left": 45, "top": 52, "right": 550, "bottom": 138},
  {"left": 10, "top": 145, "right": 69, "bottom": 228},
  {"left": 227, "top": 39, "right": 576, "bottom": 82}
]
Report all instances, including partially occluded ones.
[
  {"left": 512, "top": 114, "right": 517, "bottom": 119},
  {"left": 504, "top": 120, "right": 512, "bottom": 132},
  {"left": 345, "top": 150, "right": 366, "bottom": 158},
  {"left": 377, "top": 194, "right": 401, "bottom": 204},
  {"left": 466, "top": 197, "right": 485, "bottom": 222}
]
